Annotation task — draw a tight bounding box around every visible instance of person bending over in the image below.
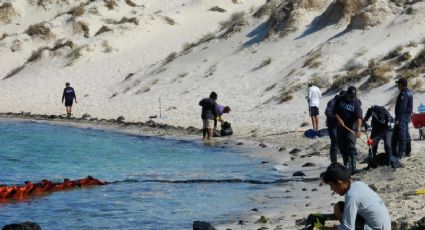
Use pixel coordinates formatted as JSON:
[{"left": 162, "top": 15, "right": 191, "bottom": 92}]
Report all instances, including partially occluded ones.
[{"left": 321, "top": 163, "right": 391, "bottom": 230}]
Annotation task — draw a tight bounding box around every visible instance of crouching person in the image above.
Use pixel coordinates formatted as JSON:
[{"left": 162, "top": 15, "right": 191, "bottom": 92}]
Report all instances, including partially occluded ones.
[{"left": 321, "top": 163, "right": 391, "bottom": 230}]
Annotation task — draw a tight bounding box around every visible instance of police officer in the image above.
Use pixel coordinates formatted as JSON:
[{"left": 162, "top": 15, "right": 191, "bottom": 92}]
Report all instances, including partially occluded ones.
[
  {"left": 364, "top": 105, "right": 400, "bottom": 168},
  {"left": 325, "top": 90, "right": 345, "bottom": 164},
  {"left": 333, "top": 86, "right": 363, "bottom": 174},
  {"left": 393, "top": 78, "right": 413, "bottom": 159}
]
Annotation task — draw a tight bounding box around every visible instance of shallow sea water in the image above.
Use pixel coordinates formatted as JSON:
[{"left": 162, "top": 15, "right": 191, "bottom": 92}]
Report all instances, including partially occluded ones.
[{"left": 0, "top": 121, "right": 279, "bottom": 229}]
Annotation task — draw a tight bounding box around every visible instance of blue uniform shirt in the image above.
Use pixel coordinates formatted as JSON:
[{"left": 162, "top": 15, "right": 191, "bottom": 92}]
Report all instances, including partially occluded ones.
[
  {"left": 63, "top": 87, "right": 75, "bottom": 102},
  {"left": 395, "top": 88, "right": 413, "bottom": 123}
]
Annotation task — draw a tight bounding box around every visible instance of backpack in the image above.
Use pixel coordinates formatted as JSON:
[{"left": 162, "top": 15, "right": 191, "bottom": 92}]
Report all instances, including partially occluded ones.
[{"left": 220, "top": 122, "right": 233, "bottom": 136}]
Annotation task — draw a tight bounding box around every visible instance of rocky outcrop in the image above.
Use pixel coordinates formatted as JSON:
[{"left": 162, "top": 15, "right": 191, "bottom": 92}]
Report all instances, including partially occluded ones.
[
  {"left": 259, "top": 0, "right": 331, "bottom": 36},
  {"left": 347, "top": 0, "right": 392, "bottom": 30}
]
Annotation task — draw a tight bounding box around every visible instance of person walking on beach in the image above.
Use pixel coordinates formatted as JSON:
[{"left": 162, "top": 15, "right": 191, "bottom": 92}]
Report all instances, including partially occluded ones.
[
  {"left": 321, "top": 163, "right": 391, "bottom": 230},
  {"left": 333, "top": 86, "right": 363, "bottom": 174},
  {"left": 306, "top": 81, "right": 322, "bottom": 130},
  {"left": 199, "top": 91, "right": 218, "bottom": 141},
  {"left": 393, "top": 78, "right": 413, "bottom": 159},
  {"left": 325, "top": 90, "right": 345, "bottom": 164},
  {"left": 214, "top": 104, "right": 231, "bottom": 136},
  {"left": 363, "top": 105, "right": 401, "bottom": 168},
  {"left": 62, "top": 82, "right": 77, "bottom": 118}
]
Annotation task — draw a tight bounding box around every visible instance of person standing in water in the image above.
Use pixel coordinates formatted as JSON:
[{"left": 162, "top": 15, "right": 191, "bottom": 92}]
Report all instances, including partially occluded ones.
[
  {"left": 199, "top": 91, "right": 218, "bottom": 141},
  {"left": 62, "top": 82, "right": 77, "bottom": 118}
]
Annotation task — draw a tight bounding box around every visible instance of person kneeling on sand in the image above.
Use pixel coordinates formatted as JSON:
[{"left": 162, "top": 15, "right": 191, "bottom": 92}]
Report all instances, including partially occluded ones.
[
  {"left": 321, "top": 163, "right": 391, "bottom": 230},
  {"left": 199, "top": 92, "right": 218, "bottom": 141}
]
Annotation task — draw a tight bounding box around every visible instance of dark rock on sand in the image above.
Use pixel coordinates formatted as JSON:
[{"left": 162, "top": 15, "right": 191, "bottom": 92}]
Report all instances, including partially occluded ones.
[
  {"left": 293, "top": 171, "right": 306, "bottom": 177},
  {"left": 261, "top": 161, "right": 269, "bottom": 164},
  {"left": 289, "top": 148, "right": 302, "bottom": 155},
  {"left": 290, "top": 157, "right": 296, "bottom": 161},
  {"left": 186, "top": 126, "right": 198, "bottom": 132},
  {"left": 255, "top": 216, "right": 269, "bottom": 224},
  {"left": 302, "top": 188, "right": 307, "bottom": 191},
  {"left": 300, "top": 122, "right": 309, "bottom": 127},
  {"left": 311, "top": 188, "right": 318, "bottom": 192},
  {"left": 49, "top": 115, "right": 56, "bottom": 119},
  {"left": 81, "top": 113, "right": 91, "bottom": 119},
  {"left": 2, "top": 222, "right": 41, "bottom": 230},
  {"left": 295, "top": 217, "right": 306, "bottom": 226},
  {"left": 302, "top": 162, "right": 316, "bottom": 167},
  {"left": 236, "top": 142, "right": 244, "bottom": 145},
  {"left": 259, "top": 143, "right": 267, "bottom": 148},
  {"left": 278, "top": 146, "right": 286, "bottom": 152},
  {"left": 251, "top": 208, "right": 259, "bottom": 212},
  {"left": 238, "top": 220, "right": 245, "bottom": 225},
  {"left": 308, "top": 151, "right": 321, "bottom": 156},
  {"left": 117, "top": 116, "right": 125, "bottom": 122},
  {"left": 193, "top": 221, "right": 216, "bottom": 230}
]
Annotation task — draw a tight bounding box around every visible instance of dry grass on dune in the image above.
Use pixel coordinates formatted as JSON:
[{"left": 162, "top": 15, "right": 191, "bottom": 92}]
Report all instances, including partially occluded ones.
[
  {"left": 219, "top": 12, "right": 246, "bottom": 38},
  {"left": 95, "top": 25, "right": 112, "bottom": 36},
  {"left": 25, "top": 23, "right": 55, "bottom": 40},
  {"left": 0, "top": 2, "right": 17, "bottom": 24}
]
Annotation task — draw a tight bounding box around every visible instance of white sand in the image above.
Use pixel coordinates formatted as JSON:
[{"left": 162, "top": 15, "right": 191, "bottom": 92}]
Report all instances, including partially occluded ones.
[{"left": 1, "top": 0, "right": 425, "bottom": 229}]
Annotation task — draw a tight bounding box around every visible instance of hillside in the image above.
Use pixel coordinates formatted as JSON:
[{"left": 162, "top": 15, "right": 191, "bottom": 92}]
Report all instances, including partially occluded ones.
[{"left": 1, "top": 0, "right": 425, "bottom": 136}]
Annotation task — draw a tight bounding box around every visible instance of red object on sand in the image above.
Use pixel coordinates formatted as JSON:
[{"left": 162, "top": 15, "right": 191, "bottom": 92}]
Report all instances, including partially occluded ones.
[
  {"left": 367, "top": 138, "right": 374, "bottom": 145},
  {"left": 411, "top": 113, "right": 425, "bottom": 129}
]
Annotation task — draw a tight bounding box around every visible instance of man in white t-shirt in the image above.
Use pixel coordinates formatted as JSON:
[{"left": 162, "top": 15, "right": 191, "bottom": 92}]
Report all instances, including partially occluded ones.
[{"left": 306, "top": 81, "right": 322, "bottom": 130}]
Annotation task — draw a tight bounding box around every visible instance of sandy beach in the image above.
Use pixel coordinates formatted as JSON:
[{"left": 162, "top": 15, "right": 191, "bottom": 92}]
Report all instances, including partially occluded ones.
[{"left": 1, "top": 113, "right": 424, "bottom": 230}]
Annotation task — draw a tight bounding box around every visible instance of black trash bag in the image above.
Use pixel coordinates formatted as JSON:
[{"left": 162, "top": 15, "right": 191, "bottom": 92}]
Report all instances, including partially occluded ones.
[{"left": 220, "top": 122, "right": 233, "bottom": 136}]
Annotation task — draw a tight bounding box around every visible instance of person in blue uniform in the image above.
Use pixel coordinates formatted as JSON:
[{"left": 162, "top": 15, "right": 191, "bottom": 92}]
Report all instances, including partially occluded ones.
[
  {"left": 325, "top": 90, "right": 345, "bottom": 164},
  {"left": 393, "top": 78, "right": 413, "bottom": 159},
  {"left": 62, "top": 82, "right": 77, "bottom": 118},
  {"left": 333, "top": 86, "right": 363, "bottom": 174}
]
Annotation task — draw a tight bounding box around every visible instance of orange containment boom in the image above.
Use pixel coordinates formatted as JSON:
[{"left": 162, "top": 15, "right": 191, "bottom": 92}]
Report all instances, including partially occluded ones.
[{"left": 0, "top": 176, "right": 107, "bottom": 202}]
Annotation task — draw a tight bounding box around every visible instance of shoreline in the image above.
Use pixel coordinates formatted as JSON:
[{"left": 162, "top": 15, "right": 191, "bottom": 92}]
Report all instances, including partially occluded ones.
[{"left": 1, "top": 113, "right": 424, "bottom": 230}]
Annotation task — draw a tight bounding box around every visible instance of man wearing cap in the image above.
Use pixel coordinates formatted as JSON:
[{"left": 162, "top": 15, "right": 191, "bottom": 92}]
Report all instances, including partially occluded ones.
[
  {"left": 333, "top": 86, "right": 363, "bottom": 174},
  {"left": 325, "top": 90, "right": 346, "bottom": 164},
  {"left": 393, "top": 78, "right": 413, "bottom": 158},
  {"left": 306, "top": 81, "right": 322, "bottom": 130},
  {"left": 62, "top": 82, "right": 77, "bottom": 118}
]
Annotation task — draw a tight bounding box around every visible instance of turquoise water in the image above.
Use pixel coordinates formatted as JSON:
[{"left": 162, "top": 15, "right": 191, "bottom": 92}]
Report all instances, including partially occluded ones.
[{"left": 0, "top": 121, "right": 278, "bottom": 229}]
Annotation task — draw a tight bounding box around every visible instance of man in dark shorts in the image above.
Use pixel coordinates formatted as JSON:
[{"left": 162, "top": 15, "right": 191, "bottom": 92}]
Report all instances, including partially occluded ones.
[
  {"left": 199, "top": 92, "right": 218, "bottom": 141},
  {"left": 62, "top": 82, "right": 77, "bottom": 118},
  {"left": 306, "top": 81, "right": 322, "bottom": 130}
]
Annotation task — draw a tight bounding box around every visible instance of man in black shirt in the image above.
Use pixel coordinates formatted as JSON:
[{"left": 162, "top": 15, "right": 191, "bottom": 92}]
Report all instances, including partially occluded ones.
[
  {"left": 333, "top": 86, "right": 363, "bottom": 174},
  {"left": 364, "top": 105, "right": 400, "bottom": 168},
  {"left": 62, "top": 82, "right": 77, "bottom": 118},
  {"left": 199, "top": 92, "right": 218, "bottom": 141}
]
